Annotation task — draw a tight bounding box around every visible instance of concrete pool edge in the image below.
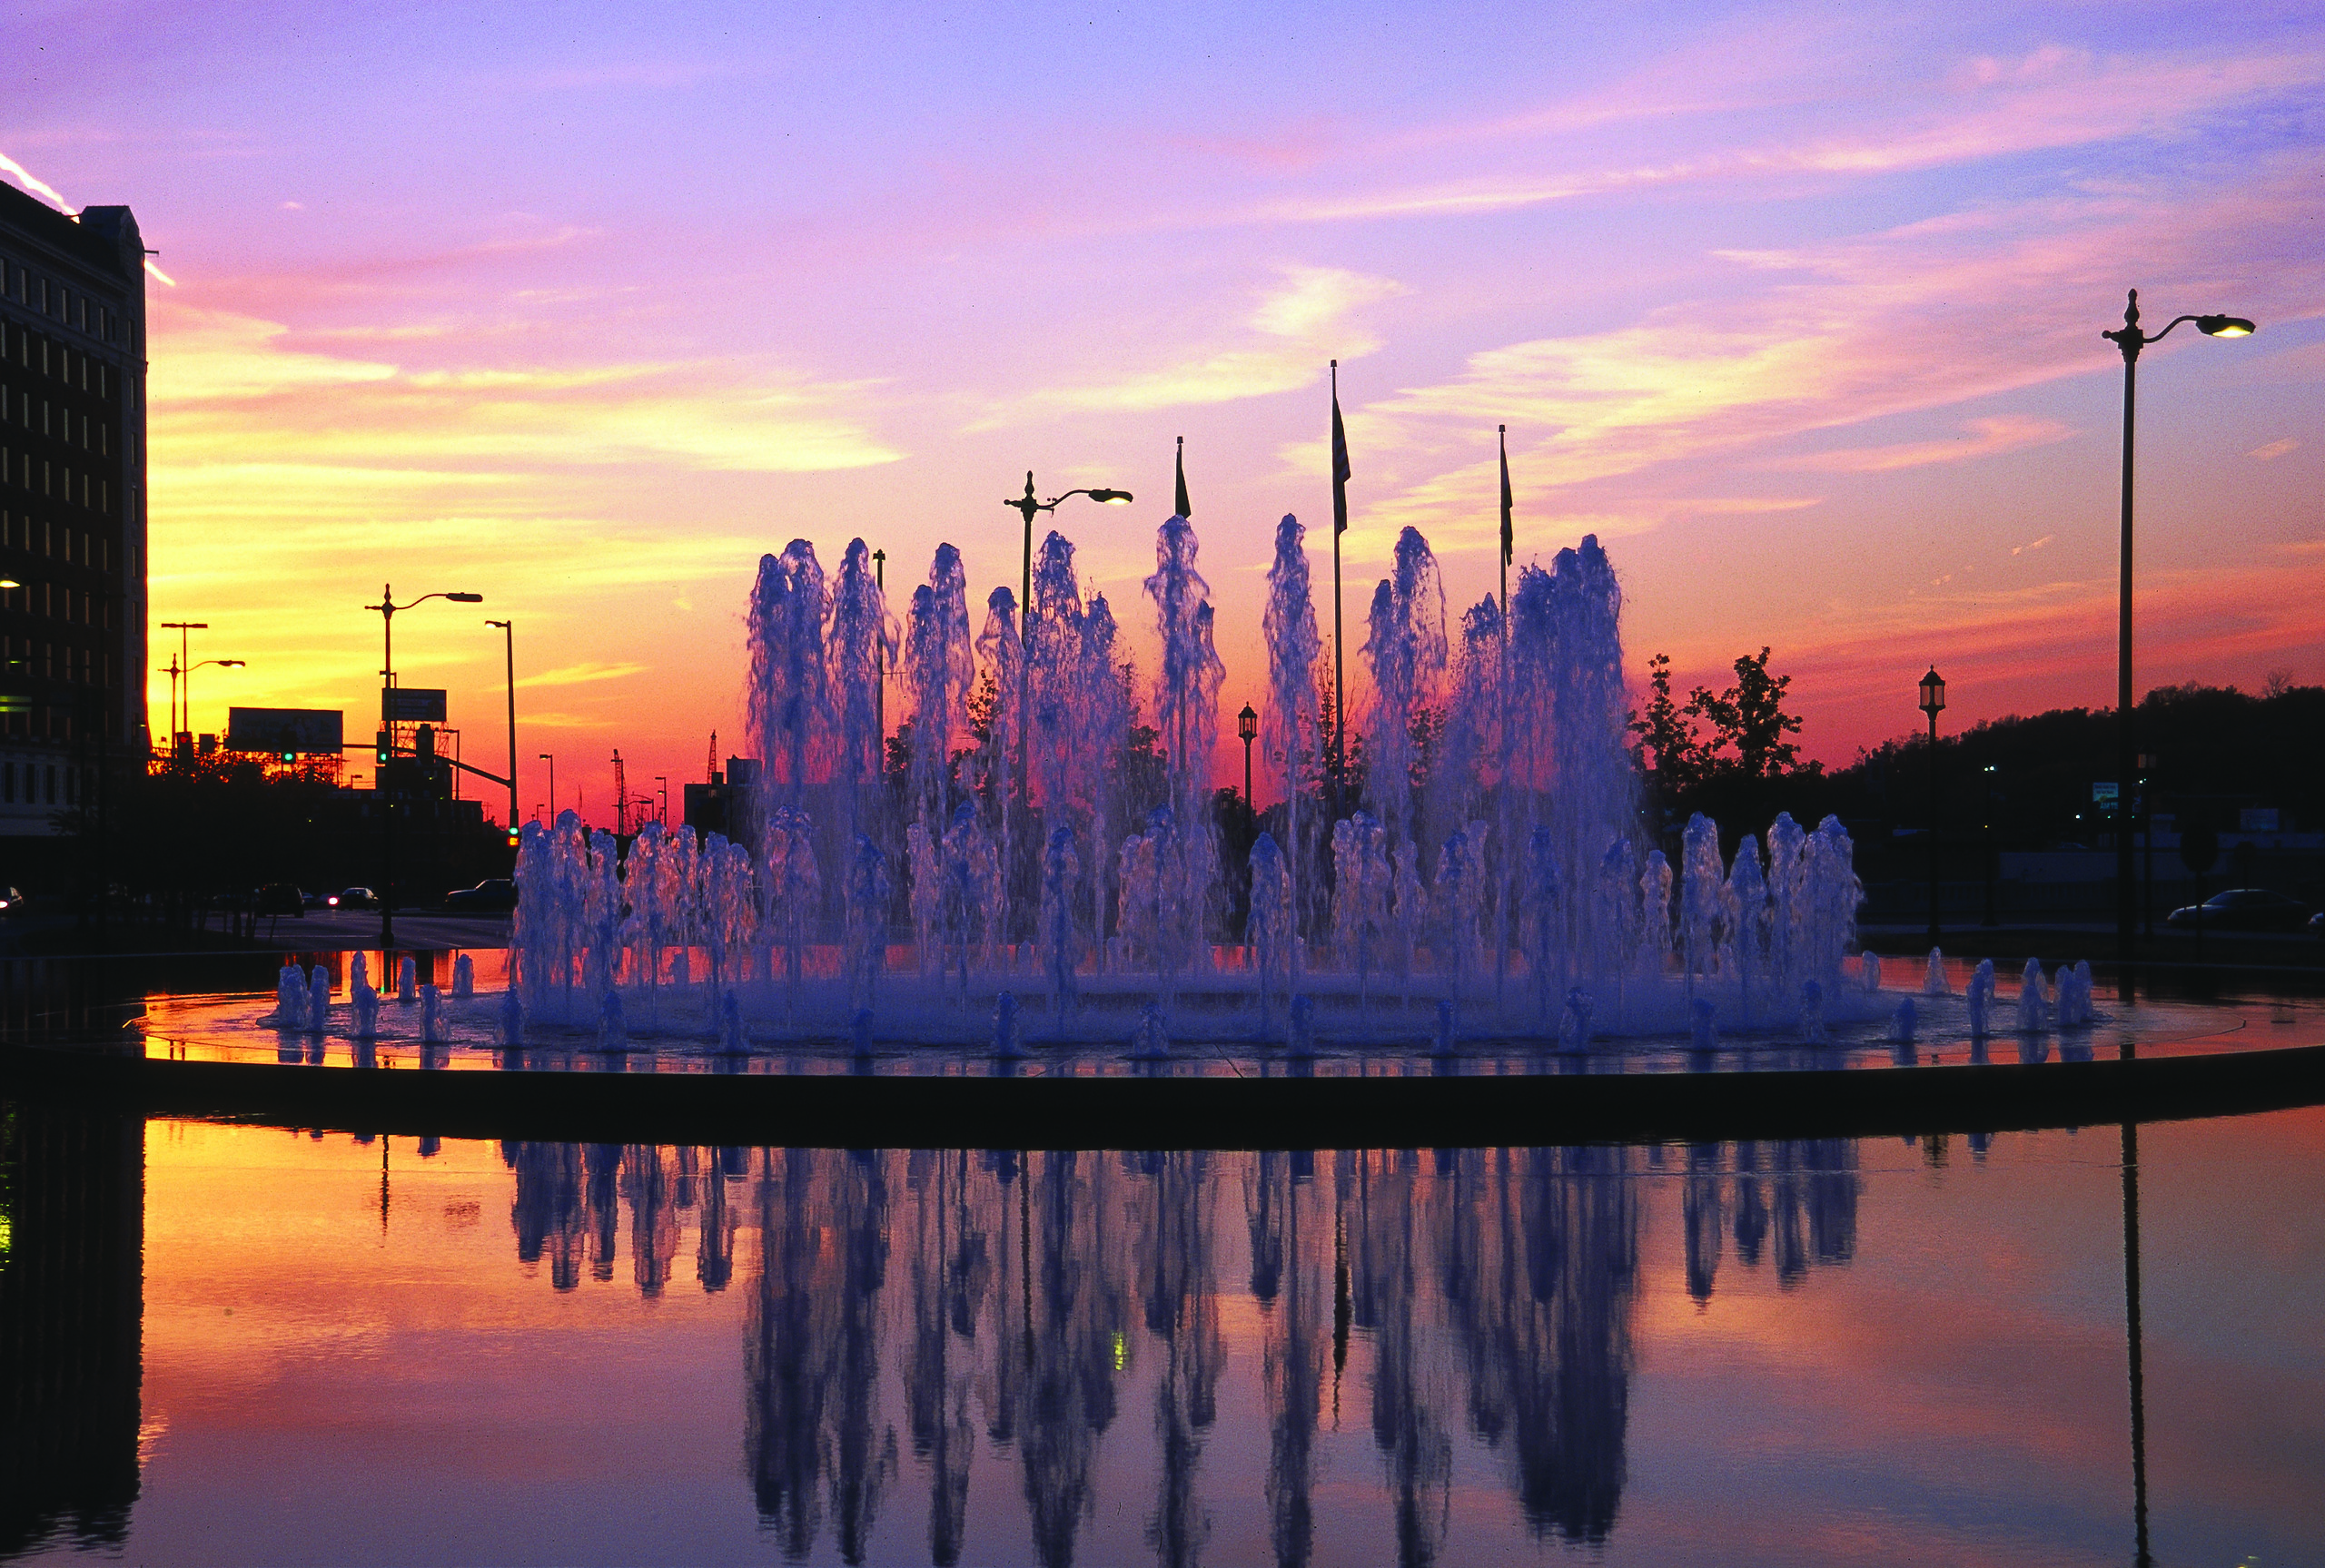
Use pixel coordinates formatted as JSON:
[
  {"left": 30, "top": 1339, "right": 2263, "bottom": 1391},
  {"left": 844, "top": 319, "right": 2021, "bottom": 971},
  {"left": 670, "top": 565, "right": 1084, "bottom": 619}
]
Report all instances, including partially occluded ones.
[{"left": 5, "top": 1038, "right": 2321, "bottom": 1148}]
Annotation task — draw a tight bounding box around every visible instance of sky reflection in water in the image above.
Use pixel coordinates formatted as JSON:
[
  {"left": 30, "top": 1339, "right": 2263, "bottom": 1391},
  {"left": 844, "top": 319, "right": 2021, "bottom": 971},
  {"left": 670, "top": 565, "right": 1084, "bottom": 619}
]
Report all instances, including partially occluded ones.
[{"left": 4, "top": 1106, "right": 2320, "bottom": 1565}]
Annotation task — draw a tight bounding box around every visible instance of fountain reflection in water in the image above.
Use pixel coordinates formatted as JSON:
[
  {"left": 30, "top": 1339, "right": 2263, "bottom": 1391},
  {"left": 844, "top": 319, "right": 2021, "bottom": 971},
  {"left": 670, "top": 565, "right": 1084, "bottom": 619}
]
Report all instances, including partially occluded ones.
[{"left": 503, "top": 518, "right": 1873, "bottom": 1050}]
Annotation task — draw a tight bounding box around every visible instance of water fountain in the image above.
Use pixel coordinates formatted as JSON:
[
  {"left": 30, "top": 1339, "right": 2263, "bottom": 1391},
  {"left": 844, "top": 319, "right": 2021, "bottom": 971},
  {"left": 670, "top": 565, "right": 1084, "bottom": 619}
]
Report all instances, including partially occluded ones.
[{"left": 481, "top": 516, "right": 1885, "bottom": 1060}]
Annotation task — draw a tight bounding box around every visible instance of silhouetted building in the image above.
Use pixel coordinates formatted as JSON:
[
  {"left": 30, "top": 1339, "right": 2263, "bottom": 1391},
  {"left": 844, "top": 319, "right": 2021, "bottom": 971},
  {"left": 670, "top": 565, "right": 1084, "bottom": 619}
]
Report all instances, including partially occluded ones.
[{"left": 0, "top": 182, "right": 149, "bottom": 846}]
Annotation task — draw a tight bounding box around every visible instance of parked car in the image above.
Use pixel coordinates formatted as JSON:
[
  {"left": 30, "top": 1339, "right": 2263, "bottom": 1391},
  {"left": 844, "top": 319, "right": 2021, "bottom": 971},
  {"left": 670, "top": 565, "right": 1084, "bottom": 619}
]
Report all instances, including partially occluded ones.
[
  {"left": 2163, "top": 888, "right": 2314, "bottom": 932},
  {"left": 328, "top": 886, "right": 379, "bottom": 911},
  {"left": 0, "top": 885, "right": 22, "bottom": 914},
  {"left": 255, "top": 883, "right": 307, "bottom": 917},
  {"left": 444, "top": 878, "right": 519, "bottom": 912}
]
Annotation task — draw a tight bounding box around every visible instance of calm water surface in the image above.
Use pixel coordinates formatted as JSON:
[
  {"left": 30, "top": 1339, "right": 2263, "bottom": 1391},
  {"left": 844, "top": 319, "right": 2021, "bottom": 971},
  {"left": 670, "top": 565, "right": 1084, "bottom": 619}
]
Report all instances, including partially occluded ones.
[{"left": 2, "top": 1104, "right": 2318, "bottom": 1565}]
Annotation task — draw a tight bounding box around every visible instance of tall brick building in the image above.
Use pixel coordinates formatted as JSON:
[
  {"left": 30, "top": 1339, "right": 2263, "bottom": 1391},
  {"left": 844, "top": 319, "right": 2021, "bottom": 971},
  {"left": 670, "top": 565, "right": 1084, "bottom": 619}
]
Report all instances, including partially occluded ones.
[{"left": 0, "top": 181, "right": 149, "bottom": 849}]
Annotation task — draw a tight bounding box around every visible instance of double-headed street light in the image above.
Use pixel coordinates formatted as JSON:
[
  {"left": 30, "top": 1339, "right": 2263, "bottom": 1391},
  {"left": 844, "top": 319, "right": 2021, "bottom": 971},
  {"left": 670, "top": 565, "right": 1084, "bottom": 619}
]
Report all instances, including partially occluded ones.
[
  {"left": 158, "top": 620, "right": 208, "bottom": 745},
  {"left": 1001, "top": 472, "right": 1133, "bottom": 798},
  {"left": 365, "top": 584, "right": 483, "bottom": 947},
  {"left": 2101, "top": 291, "right": 2253, "bottom": 970},
  {"left": 1919, "top": 667, "right": 1945, "bottom": 947}
]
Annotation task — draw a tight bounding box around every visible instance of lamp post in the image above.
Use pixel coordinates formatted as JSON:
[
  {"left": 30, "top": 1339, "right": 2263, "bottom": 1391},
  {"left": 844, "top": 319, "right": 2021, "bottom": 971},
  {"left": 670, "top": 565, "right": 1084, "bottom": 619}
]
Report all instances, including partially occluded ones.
[
  {"left": 1238, "top": 704, "right": 1258, "bottom": 811},
  {"left": 1919, "top": 667, "right": 1945, "bottom": 947},
  {"left": 656, "top": 775, "right": 669, "bottom": 828},
  {"left": 2101, "top": 291, "right": 2253, "bottom": 971},
  {"left": 158, "top": 621, "right": 207, "bottom": 748},
  {"left": 1981, "top": 764, "right": 1998, "bottom": 928},
  {"left": 540, "top": 754, "right": 556, "bottom": 823},
  {"left": 183, "top": 658, "right": 244, "bottom": 744},
  {"left": 365, "top": 584, "right": 484, "bottom": 947},
  {"left": 1001, "top": 472, "right": 1133, "bottom": 804},
  {"left": 485, "top": 620, "right": 518, "bottom": 837}
]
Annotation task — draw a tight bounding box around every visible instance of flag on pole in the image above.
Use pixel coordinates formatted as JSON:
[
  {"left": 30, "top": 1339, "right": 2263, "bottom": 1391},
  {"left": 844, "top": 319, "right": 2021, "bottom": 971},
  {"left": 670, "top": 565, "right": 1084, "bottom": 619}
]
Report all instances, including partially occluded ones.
[
  {"left": 1175, "top": 435, "right": 1191, "bottom": 518},
  {"left": 1499, "top": 424, "right": 1513, "bottom": 567},
  {"left": 1331, "top": 368, "right": 1351, "bottom": 536}
]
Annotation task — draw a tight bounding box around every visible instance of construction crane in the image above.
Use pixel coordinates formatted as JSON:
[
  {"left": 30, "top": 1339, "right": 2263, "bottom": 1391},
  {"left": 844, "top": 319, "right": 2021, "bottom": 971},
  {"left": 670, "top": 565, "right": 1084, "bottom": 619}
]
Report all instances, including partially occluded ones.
[
  {"left": 707, "top": 730, "right": 718, "bottom": 784},
  {"left": 612, "top": 749, "right": 628, "bottom": 837}
]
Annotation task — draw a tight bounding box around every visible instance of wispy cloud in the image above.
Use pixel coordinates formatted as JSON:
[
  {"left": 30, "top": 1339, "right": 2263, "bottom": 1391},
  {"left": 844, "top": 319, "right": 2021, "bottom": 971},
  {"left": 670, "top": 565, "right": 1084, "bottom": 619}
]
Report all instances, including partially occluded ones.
[
  {"left": 515, "top": 661, "right": 651, "bottom": 690},
  {"left": 971, "top": 266, "right": 1401, "bottom": 424},
  {"left": 1776, "top": 416, "right": 2076, "bottom": 474},
  {"left": 2248, "top": 437, "right": 2300, "bottom": 460}
]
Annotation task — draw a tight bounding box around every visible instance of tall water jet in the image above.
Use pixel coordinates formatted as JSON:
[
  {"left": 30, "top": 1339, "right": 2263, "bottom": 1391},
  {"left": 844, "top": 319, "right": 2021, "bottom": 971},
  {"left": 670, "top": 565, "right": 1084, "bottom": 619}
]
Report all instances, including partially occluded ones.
[
  {"left": 844, "top": 833, "right": 890, "bottom": 1013},
  {"left": 397, "top": 956, "right": 417, "bottom": 1004},
  {"left": 973, "top": 584, "right": 1025, "bottom": 944},
  {"left": 904, "top": 543, "right": 976, "bottom": 846},
  {"left": 1360, "top": 526, "right": 1447, "bottom": 859},
  {"left": 1246, "top": 832, "right": 1292, "bottom": 1036},
  {"left": 747, "top": 539, "right": 834, "bottom": 823},
  {"left": 420, "top": 983, "right": 445, "bottom": 1044},
  {"left": 1037, "top": 825, "right": 1080, "bottom": 1034},
  {"left": 1726, "top": 836, "right": 1766, "bottom": 1021},
  {"left": 451, "top": 953, "right": 475, "bottom": 1000},
  {"left": 1262, "top": 516, "right": 1323, "bottom": 967},
  {"left": 306, "top": 965, "right": 331, "bottom": 1034},
  {"left": 1924, "top": 948, "right": 1949, "bottom": 996},
  {"left": 827, "top": 538, "right": 895, "bottom": 843},
  {"left": 1143, "top": 514, "right": 1224, "bottom": 987}
]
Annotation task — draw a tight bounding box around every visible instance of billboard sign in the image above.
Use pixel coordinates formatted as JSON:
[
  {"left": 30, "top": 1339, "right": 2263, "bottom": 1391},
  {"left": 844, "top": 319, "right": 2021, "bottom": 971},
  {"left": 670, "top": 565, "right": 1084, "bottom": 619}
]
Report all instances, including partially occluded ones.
[
  {"left": 2091, "top": 781, "right": 2119, "bottom": 809},
  {"left": 381, "top": 686, "right": 448, "bottom": 723},
  {"left": 227, "top": 707, "right": 345, "bottom": 755}
]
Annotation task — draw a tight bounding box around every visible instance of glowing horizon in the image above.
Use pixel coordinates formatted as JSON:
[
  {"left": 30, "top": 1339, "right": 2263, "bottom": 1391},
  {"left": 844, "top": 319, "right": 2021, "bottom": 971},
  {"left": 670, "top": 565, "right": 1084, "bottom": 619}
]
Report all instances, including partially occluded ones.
[{"left": 7, "top": 0, "right": 2320, "bottom": 823}]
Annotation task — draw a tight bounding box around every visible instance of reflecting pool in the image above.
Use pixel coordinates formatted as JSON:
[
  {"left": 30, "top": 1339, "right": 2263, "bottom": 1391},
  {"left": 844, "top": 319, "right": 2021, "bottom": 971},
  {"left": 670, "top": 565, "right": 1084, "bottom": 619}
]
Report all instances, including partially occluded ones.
[{"left": 2, "top": 1100, "right": 2318, "bottom": 1565}]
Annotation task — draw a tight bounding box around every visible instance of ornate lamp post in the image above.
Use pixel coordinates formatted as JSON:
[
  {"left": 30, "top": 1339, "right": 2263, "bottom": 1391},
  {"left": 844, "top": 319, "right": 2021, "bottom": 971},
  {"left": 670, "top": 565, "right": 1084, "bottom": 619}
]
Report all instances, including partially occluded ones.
[
  {"left": 1238, "top": 703, "right": 1259, "bottom": 810},
  {"left": 1919, "top": 667, "right": 1945, "bottom": 947},
  {"left": 2100, "top": 291, "right": 2253, "bottom": 969},
  {"left": 1981, "top": 764, "right": 1998, "bottom": 928},
  {"left": 1001, "top": 473, "right": 1133, "bottom": 798}
]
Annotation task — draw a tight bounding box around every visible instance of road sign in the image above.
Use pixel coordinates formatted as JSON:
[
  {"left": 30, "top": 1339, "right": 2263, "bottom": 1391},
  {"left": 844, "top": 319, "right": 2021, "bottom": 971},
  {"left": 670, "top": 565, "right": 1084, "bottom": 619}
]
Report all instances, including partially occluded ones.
[
  {"left": 2091, "top": 781, "right": 2119, "bottom": 808},
  {"left": 381, "top": 687, "right": 448, "bottom": 723},
  {"left": 227, "top": 707, "right": 344, "bottom": 754}
]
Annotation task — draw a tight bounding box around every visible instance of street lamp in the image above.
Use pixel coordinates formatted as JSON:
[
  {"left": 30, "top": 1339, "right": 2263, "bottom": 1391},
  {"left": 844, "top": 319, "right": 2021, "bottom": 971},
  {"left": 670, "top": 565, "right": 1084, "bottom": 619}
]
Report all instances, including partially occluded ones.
[
  {"left": 183, "top": 658, "right": 244, "bottom": 744},
  {"left": 158, "top": 621, "right": 208, "bottom": 747},
  {"left": 2101, "top": 290, "right": 2254, "bottom": 970},
  {"left": 540, "top": 754, "right": 556, "bottom": 823},
  {"left": 1919, "top": 667, "right": 1945, "bottom": 947},
  {"left": 1001, "top": 472, "right": 1133, "bottom": 833},
  {"left": 364, "top": 584, "right": 484, "bottom": 947},
  {"left": 1238, "top": 703, "right": 1259, "bottom": 810},
  {"left": 655, "top": 775, "right": 669, "bottom": 828},
  {"left": 485, "top": 620, "right": 518, "bottom": 838}
]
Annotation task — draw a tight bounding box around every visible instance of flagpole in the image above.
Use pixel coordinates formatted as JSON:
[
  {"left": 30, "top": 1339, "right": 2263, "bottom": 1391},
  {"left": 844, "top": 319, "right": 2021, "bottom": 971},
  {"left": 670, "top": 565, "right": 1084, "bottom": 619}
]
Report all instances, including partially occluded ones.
[
  {"left": 1331, "top": 360, "right": 1346, "bottom": 819},
  {"left": 1499, "top": 424, "right": 1510, "bottom": 624}
]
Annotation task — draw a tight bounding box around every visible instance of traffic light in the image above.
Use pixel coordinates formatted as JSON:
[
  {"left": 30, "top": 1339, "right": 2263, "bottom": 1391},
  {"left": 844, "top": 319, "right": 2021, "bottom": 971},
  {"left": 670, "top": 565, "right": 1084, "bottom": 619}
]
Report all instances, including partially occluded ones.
[
  {"left": 279, "top": 749, "right": 296, "bottom": 764},
  {"left": 506, "top": 827, "right": 521, "bottom": 849},
  {"left": 374, "top": 728, "right": 391, "bottom": 764},
  {"left": 415, "top": 724, "right": 436, "bottom": 764}
]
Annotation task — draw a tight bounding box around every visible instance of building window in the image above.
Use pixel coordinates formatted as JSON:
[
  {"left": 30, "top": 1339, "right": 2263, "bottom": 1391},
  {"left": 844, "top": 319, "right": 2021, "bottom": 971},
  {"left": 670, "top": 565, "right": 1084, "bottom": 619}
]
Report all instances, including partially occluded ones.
[{"left": 45, "top": 764, "right": 55, "bottom": 804}]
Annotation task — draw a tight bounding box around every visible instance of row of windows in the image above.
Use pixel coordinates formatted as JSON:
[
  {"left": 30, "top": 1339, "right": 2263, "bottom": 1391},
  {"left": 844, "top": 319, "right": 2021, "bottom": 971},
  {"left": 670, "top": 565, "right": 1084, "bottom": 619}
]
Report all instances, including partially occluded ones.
[
  {"left": 1, "top": 256, "right": 129, "bottom": 350},
  {"left": 0, "top": 318, "right": 129, "bottom": 411},
  {"left": 4, "top": 384, "right": 114, "bottom": 455},
  {"left": 0, "top": 509, "right": 112, "bottom": 569},
  {"left": 0, "top": 583, "right": 114, "bottom": 626},
  {"left": 1, "top": 449, "right": 113, "bottom": 517},
  {"left": 0, "top": 636, "right": 111, "bottom": 685},
  {"left": 0, "top": 760, "right": 70, "bottom": 807}
]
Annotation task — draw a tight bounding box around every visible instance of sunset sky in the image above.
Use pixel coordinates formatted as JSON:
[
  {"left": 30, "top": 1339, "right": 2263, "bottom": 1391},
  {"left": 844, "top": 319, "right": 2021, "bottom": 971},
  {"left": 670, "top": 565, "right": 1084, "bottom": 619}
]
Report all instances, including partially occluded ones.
[{"left": 8, "top": 0, "right": 2321, "bottom": 821}]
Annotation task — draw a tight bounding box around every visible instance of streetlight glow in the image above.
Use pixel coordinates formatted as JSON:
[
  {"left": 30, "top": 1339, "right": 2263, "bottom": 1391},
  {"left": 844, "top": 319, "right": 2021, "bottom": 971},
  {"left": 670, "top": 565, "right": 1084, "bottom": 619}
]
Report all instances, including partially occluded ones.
[{"left": 2197, "top": 316, "right": 2255, "bottom": 337}]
